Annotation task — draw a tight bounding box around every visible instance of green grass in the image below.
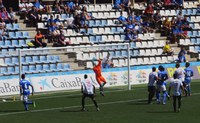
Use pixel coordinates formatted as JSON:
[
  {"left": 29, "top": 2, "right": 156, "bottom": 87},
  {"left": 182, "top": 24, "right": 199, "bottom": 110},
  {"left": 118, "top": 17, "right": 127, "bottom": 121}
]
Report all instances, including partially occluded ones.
[{"left": 0, "top": 80, "right": 200, "bottom": 123}]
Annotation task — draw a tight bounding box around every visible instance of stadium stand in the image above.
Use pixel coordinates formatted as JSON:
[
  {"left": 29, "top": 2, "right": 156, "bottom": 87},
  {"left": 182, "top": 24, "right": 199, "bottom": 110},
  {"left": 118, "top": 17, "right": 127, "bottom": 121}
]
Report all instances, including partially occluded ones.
[{"left": 0, "top": 0, "right": 199, "bottom": 75}]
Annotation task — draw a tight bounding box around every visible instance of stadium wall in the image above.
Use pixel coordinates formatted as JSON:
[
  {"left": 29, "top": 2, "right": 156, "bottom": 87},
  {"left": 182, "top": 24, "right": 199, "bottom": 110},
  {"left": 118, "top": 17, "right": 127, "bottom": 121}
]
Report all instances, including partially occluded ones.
[{"left": 0, "top": 61, "right": 200, "bottom": 96}]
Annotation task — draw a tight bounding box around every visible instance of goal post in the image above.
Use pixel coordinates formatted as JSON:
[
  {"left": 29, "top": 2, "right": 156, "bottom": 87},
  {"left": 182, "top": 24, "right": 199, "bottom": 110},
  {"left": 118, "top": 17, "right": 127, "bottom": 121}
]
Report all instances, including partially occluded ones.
[{"left": 18, "top": 43, "right": 131, "bottom": 94}]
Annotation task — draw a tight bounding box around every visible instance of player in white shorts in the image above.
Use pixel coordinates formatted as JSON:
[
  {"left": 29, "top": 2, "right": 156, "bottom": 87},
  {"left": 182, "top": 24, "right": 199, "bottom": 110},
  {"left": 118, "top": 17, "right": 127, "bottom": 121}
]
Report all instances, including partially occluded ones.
[
  {"left": 168, "top": 74, "right": 185, "bottom": 112},
  {"left": 174, "top": 63, "right": 185, "bottom": 83},
  {"left": 81, "top": 74, "right": 100, "bottom": 111}
]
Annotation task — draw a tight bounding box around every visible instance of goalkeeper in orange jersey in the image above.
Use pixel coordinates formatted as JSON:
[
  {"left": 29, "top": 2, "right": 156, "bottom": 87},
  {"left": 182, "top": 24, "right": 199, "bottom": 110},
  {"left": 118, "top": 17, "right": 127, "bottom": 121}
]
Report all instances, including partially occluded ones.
[{"left": 93, "top": 58, "right": 107, "bottom": 96}]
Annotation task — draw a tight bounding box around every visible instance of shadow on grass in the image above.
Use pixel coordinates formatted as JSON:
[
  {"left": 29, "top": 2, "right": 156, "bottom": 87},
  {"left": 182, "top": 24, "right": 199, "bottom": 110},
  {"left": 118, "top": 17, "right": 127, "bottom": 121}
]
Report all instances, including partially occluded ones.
[
  {"left": 60, "top": 109, "right": 82, "bottom": 113},
  {"left": 127, "top": 99, "right": 149, "bottom": 105},
  {"left": 0, "top": 109, "right": 23, "bottom": 113},
  {"left": 147, "top": 111, "right": 174, "bottom": 113}
]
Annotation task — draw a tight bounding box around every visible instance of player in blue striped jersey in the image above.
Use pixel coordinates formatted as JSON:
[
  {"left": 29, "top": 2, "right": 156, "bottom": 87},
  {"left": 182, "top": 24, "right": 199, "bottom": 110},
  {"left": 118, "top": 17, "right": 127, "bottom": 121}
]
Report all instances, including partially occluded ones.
[
  {"left": 148, "top": 67, "right": 158, "bottom": 104},
  {"left": 184, "top": 62, "right": 194, "bottom": 96},
  {"left": 156, "top": 66, "right": 169, "bottom": 104},
  {"left": 19, "top": 74, "right": 35, "bottom": 111}
]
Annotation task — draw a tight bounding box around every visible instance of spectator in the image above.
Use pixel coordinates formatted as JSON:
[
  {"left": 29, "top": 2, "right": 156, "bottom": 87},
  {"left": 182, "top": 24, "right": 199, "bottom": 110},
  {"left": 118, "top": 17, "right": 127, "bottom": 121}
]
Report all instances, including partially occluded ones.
[
  {"left": 19, "top": 0, "right": 33, "bottom": 12},
  {"left": 63, "top": 17, "right": 79, "bottom": 33},
  {"left": 125, "top": 30, "right": 141, "bottom": 42},
  {"left": 0, "top": 0, "right": 4, "bottom": 10},
  {"left": 176, "top": 11, "right": 183, "bottom": 20},
  {"left": 118, "top": 12, "right": 127, "bottom": 25},
  {"left": 53, "top": 30, "right": 68, "bottom": 47},
  {"left": 125, "top": 20, "right": 135, "bottom": 33},
  {"left": 8, "top": 7, "right": 18, "bottom": 24},
  {"left": 197, "top": 4, "right": 200, "bottom": 14},
  {"left": 153, "top": 10, "right": 162, "bottom": 29},
  {"left": 172, "top": 25, "right": 181, "bottom": 43},
  {"left": 178, "top": 47, "right": 186, "bottom": 62},
  {"left": 54, "top": 2, "right": 63, "bottom": 14},
  {"left": 34, "top": 31, "right": 47, "bottom": 48},
  {"left": 179, "top": 27, "right": 188, "bottom": 39},
  {"left": 34, "top": 0, "right": 44, "bottom": 12},
  {"left": 144, "top": 3, "right": 154, "bottom": 17},
  {"left": 0, "top": 7, "right": 11, "bottom": 24},
  {"left": 67, "top": 0, "right": 75, "bottom": 13},
  {"left": 48, "top": 22, "right": 60, "bottom": 38},
  {"left": 0, "top": 23, "right": 7, "bottom": 41},
  {"left": 164, "top": 0, "right": 172, "bottom": 9},
  {"left": 141, "top": 18, "right": 154, "bottom": 33},
  {"left": 162, "top": 41, "right": 174, "bottom": 55},
  {"left": 181, "top": 16, "right": 192, "bottom": 31},
  {"left": 102, "top": 52, "right": 114, "bottom": 68},
  {"left": 74, "top": 11, "right": 81, "bottom": 30},
  {"left": 162, "top": 17, "right": 171, "bottom": 36},
  {"left": 47, "top": 15, "right": 55, "bottom": 27},
  {"left": 54, "top": 15, "right": 63, "bottom": 27},
  {"left": 134, "top": 13, "right": 142, "bottom": 24},
  {"left": 114, "top": 0, "right": 123, "bottom": 10},
  {"left": 121, "top": 0, "right": 131, "bottom": 14},
  {"left": 127, "top": 13, "right": 133, "bottom": 22},
  {"left": 27, "top": 6, "right": 40, "bottom": 26},
  {"left": 170, "top": 16, "right": 176, "bottom": 28}
]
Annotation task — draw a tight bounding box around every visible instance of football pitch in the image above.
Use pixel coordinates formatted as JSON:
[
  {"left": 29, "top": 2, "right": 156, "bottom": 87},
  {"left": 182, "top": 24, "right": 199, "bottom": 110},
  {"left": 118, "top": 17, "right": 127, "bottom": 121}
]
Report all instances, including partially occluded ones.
[{"left": 0, "top": 80, "right": 200, "bottom": 123}]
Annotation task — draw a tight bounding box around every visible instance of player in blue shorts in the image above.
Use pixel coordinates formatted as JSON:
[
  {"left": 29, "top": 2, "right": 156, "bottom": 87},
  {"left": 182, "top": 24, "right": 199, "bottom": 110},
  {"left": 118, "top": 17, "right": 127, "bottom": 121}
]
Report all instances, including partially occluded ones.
[
  {"left": 19, "top": 74, "right": 36, "bottom": 111},
  {"left": 156, "top": 66, "right": 169, "bottom": 104},
  {"left": 184, "top": 62, "right": 194, "bottom": 96}
]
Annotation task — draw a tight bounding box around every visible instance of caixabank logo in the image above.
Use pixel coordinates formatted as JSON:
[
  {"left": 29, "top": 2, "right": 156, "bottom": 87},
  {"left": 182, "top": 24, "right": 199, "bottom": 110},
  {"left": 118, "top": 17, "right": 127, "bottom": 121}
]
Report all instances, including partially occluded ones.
[
  {"left": 38, "top": 78, "right": 51, "bottom": 90},
  {"left": 0, "top": 82, "right": 20, "bottom": 94}
]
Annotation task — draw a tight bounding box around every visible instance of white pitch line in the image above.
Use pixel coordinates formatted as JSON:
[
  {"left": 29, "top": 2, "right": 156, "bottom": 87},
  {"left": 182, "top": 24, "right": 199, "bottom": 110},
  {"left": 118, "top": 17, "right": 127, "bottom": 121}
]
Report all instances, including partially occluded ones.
[
  {"left": 0, "top": 98, "right": 146, "bottom": 117},
  {"left": 1, "top": 92, "right": 200, "bottom": 117}
]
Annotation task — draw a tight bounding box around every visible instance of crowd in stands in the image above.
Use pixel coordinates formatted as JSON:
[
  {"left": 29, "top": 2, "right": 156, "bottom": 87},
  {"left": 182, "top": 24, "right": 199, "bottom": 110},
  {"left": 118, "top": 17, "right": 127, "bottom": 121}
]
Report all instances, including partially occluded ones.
[{"left": 0, "top": 0, "right": 18, "bottom": 41}]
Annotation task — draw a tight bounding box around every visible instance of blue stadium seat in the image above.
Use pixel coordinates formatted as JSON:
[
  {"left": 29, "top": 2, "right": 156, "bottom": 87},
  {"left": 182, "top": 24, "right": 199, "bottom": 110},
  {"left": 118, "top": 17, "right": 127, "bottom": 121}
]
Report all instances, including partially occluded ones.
[
  {"left": 89, "top": 20, "right": 95, "bottom": 27},
  {"left": 96, "top": 35, "right": 102, "bottom": 42},
  {"left": 12, "top": 40, "right": 19, "bottom": 47},
  {"left": 4, "top": 40, "right": 13, "bottom": 48},
  {"left": 130, "top": 42, "right": 136, "bottom": 48},
  {"left": 6, "top": 24, "right": 13, "bottom": 30},
  {"left": 9, "top": 32, "right": 16, "bottom": 39},
  {"left": 36, "top": 64, "right": 43, "bottom": 73},
  {"left": 0, "top": 41, "right": 4, "bottom": 47},
  {"left": 32, "top": 56, "right": 40, "bottom": 63},
  {"left": 0, "top": 67, "right": 8, "bottom": 75},
  {"left": 29, "top": 65, "right": 37, "bottom": 73},
  {"left": 95, "top": 20, "right": 102, "bottom": 26},
  {"left": 53, "top": 55, "right": 60, "bottom": 62},
  {"left": 50, "top": 64, "right": 59, "bottom": 72},
  {"left": 89, "top": 36, "right": 97, "bottom": 43},
  {"left": 22, "top": 32, "right": 30, "bottom": 38},
  {"left": 13, "top": 24, "right": 20, "bottom": 30},
  {"left": 40, "top": 56, "right": 48, "bottom": 63},
  {"left": 111, "top": 27, "right": 117, "bottom": 34},
  {"left": 61, "top": 14, "right": 69, "bottom": 20},
  {"left": 63, "top": 63, "right": 71, "bottom": 71},
  {"left": 57, "top": 63, "right": 63, "bottom": 71},
  {"left": 12, "top": 57, "right": 19, "bottom": 65},
  {"left": 7, "top": 67, "right": 15, "bottom": 75},
  {"left": 22, "top": 66, "right": 29, "bottom": 73},
  {"left": 16, "top": 32, "right": 23, "bottom": 39},
  {"left": 88, "top": 28, "right": 93, "bottom": 34},
  {"left": 43, "top": 64, "right": 51, "bottom": 72},
  {"left": 47, "top": 55, "right": 54, "bottom": 63},
  {"left": 5, "top": 57, "right": 14, "bottom": 65},
  {"left": 15, "top": 66, "right": 19, "bottom": 74},
  {"left": 101, "top": 20, "right": 107, "bottom": 26},
  {"left": 115, "top": 51, "right": 121, "bottom": 58},
  {"left": 25, "top": 56, "right": 33, "bottom": 64},
  {"left": 121, "top": 50, "right": 128, "bottom": 57}
]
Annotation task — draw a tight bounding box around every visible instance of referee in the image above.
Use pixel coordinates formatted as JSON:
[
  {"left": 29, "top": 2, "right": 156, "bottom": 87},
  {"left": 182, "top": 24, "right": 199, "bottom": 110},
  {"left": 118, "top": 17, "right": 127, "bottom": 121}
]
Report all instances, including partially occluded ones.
[{"left": 148, "top": 67, "right": 158, "bottom": 104}]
